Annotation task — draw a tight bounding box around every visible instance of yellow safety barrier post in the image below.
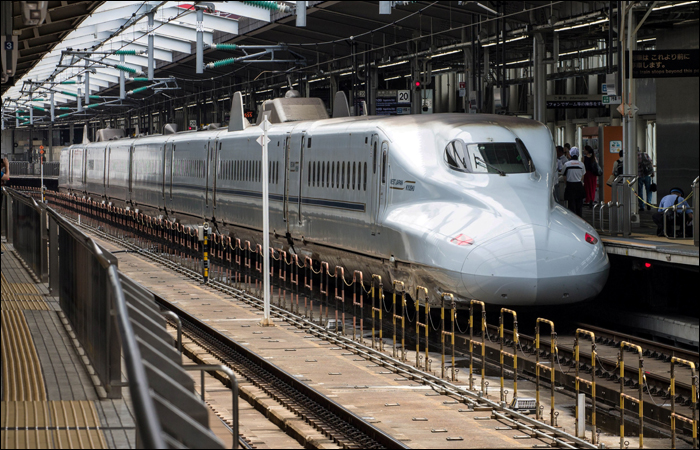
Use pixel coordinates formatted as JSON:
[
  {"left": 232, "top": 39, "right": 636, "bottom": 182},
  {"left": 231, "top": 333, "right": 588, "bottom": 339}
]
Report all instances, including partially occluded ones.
[
  {"left": 619, "top": 341, "right": 644, "bottom": 449},
  {"left": 371, "top": 275, "right": 383, "bottom": 351},
  {"left": 334, "top": 266, "right": 346, "bottom": 334},
  {"left": 670, "top": 357, "right": 697, "bottom": 449},
  {"left": 320, "top": 262, "right": 330, "bottom": 327},
  {"left": 392, "top": 281, "right": 406, "bottom": 361},
  {"left": 535, "top": 318, "right": 556, "bottom": 425},
  {"left": 574, "top": 328, "right": 597, "bottom": 445},
  {"left": 499, "top": 308, "right": 518, "bottom": 403},
  {"left": 441, "top": 293, "right": 456, "bottom": 381},
  {"left": 469, "top": 300, "right": 486, "bottom": 395},
  {"left": 352, "top": 271, "right": 364, "bottom": 342},
  {"left": 415, "top": 287, "right": 430, "bottom": 371}
]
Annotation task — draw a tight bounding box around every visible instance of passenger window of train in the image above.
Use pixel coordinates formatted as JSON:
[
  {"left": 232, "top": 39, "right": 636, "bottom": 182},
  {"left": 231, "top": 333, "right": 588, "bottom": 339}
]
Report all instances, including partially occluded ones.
[
  {"left": 336, "top": 162, "right": 340, "bottom": 188},
  {"left": 373, "top": 142, "right": 377, "bottom": 174},
  {"left": 331, "top": 162, "right": 335, "bottom": 188},
  {"left": 308, "top": 137, "right": 312, "bottom": 148},
  {"left": 347, "top": 163, "right": 351, "bottom": 190},
  {"left": 312, "top": 162, "right": 316, "bottom": 187},
  {"left": 322, "top": 162, "right": 326, "bottom": 188},
  {"left": 342, "top": 162, "right": 345, "bottom": 189},
  {"left": 353, "top": 162, "right": 356, "bottom": 190},
  {"left": 363, "top": 162, "right": 367, "bottom": 191},
  {"left": 381, "top": 151, "right": 387, "bottom": 184},
  {"left": 308, "top": 161, "right": 311, "bottom": 186}
]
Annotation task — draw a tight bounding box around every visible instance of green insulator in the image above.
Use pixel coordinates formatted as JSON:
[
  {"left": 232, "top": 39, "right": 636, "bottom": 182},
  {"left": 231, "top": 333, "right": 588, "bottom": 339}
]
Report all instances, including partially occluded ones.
[
  {"left": 84, "top": 103, "right": 100, "bottom": 109},
  {"left": 114, "top": 49, "right": 137, "bottom": 55},
  {"left": 133, "top": 77, "right": 149, "bottom": 82},
  {"left": 242, "top": 1, "right": 284, "bottom": 11},
  {"left": 57, "top": 107, "right": 71, "bottom": 110},
  {"left": 32, "top": 105, "right": 46, "bottom": 111},
  {"left": 115, "top": 64, "right": 137, "bottom": 74},
  {"left": 31, "top": 98, "right": 45, "bottom": 101},
  {"left": 61, "top": 91, "right": 78, "bottom": 97},
  {"left": 60, "top": 80, "right": 77, "bottom": 84},
  {"left": 131, "top": 86, "right": 149, "bottom": 94},
  {"left": 214, "top": 43, "right": 238, "bottom": 51},
  {"left": 57, "top": 113, "right": 72, "bottom": 118},
  {"left": 211, "top": 57, "right": 237, "bottom": 68},
  {"left": 89, "top": 95, "right": 101, "bottom": 100}
]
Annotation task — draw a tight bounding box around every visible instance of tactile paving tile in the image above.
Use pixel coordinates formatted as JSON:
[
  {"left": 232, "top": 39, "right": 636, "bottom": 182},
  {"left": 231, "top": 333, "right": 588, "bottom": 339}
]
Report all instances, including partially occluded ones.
[
  {"left": 1, "top": 274, "right": 48, "bottom": 311},
  {"left": 1, "top": 401, "right": 108, "bottom": 449},
  {"left": 1, "top": 310, "right": 47, "bottom": 401}
]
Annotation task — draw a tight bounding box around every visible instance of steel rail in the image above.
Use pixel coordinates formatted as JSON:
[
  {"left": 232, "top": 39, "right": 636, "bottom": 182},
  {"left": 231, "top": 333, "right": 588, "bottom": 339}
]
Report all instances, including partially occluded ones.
[{"left": 64, "top": 213, "right": 595, "bottom": 450}]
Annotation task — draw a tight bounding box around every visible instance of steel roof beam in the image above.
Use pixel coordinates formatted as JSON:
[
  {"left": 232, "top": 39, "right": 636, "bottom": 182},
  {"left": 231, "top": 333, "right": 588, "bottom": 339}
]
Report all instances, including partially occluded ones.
[
  {"left": 209, "top": 2, "right": 271, "bottom": 22},
  {"left": 127, "top": 31, "right": 194, "bottom": 54},
  {"left": 148, "top": 21, "right": 214, "bottom": 44},
  {"left": 160, "top": 7, "right": 240, "bottom": 33}
]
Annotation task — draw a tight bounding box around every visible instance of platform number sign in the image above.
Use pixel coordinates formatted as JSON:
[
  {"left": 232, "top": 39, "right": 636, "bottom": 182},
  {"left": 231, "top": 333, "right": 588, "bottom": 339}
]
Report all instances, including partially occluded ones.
[
  {"left": 397, "top": 90, "right": 410, "bottom": 103},
  {"left": 4, "top": 41, "right": 12, "bottom": 50}
]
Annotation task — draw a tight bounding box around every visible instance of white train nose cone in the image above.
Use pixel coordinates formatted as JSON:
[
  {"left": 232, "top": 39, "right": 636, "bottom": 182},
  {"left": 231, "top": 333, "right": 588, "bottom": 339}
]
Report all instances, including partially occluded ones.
[{"left": 461, "top": 223, "right": 609, "bottom": 306}]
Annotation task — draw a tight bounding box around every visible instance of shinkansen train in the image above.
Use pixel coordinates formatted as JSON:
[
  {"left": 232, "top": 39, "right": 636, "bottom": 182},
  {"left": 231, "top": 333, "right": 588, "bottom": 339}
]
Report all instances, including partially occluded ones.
[{"left": 59, "top": 91, "right": 609, "bottom": 306}]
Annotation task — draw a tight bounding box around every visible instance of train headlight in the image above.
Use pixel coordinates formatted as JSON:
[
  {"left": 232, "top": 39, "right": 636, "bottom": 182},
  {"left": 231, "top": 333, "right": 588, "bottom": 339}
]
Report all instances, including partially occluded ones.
[{"left": 584, "top": 232, "right": 598, "bottom": 245}]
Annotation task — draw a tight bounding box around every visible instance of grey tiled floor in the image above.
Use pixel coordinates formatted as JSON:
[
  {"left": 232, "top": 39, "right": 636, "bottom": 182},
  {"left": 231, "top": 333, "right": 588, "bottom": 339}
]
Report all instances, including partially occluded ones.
[{"left": 2, "top": 241, "right": 137, "bottom": 448}]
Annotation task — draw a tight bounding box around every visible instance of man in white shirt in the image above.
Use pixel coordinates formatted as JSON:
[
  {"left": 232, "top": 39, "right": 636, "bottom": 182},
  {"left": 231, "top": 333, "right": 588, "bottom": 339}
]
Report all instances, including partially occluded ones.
[{"left": 562, "top": 147, "right": 586, "bottom": 217}]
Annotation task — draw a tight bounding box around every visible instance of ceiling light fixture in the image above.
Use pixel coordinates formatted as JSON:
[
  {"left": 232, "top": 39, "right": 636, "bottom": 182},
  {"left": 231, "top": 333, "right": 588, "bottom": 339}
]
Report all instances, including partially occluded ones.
[
  {"left": 482, "top": 35, "right": 527, "bottom": 47},
  {"left": 652, "top": 1, "right": 697, "bottom": 11},
  {"left": 555, "top": 18, "right": 608, "bottom": 32}
]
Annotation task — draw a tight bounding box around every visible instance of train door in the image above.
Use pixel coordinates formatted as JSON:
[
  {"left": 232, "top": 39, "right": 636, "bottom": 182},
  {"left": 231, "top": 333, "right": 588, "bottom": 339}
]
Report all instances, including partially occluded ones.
[
  {"left": 204, "top": 138, "right": 219, "bottom": 219},
  {"left": 282, "top": 133, "right": 291, "bottom": 232},
  {"left": 204, "top": 138, "right": 212, "bottom": 218},
  {"left": 163, "top": 142, "right": 175, "bottom": 214},
  {"left": 127, "top": 144, "right": 134, "bottom": 204},
  {"left": 369, "top": 134, "right": 379, "bottom": 235},
  {"left": 284, "top": 129, "right": 305, "bottom": 234},
  {"left": 103, "top": 145, "right": 109, "bottom": 197},
  {"left": 377, "top": 141, "right": 389, "bottom": 222}
]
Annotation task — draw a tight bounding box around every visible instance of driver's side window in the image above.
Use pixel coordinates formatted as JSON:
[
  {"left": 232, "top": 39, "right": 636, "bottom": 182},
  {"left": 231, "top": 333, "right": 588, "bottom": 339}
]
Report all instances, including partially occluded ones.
[{"left": 444, "top": 139, "right": 471, "bottom": 172}]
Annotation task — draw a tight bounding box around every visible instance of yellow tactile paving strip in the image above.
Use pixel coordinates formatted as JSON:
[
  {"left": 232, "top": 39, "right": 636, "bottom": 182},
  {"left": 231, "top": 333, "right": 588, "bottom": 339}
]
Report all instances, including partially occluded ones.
[
  {"left": 1, "top": 401, "right": 108, "bottom": 449},
  {"left": 1, "top": 310, "right": 47, "bottom": 401},
  {"left": 1, "top": 274, "right": 49, "bottom": 311}
]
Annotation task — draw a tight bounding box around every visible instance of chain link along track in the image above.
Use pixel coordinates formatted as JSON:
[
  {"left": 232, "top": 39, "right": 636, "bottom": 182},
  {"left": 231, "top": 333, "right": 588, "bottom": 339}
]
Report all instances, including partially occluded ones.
[{"left": 65, "top": 212, "right": 599, "bottom": 450}]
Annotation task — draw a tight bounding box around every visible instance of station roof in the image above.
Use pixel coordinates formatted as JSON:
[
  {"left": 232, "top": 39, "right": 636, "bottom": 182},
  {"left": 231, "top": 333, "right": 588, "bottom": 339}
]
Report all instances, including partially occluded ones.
[{"left": 2, "top": 1, "right": 699, "bottom": 124}]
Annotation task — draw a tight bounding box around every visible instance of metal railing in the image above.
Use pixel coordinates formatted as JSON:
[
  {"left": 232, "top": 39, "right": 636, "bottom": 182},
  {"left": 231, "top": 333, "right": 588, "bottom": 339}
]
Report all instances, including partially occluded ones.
[
  {"left": 1, "top": 188, "right": 226, "bottom": 449},
  {"left": 4, "top": 161, "right": 60, "bottom": 177},
  {"left": 595, "top": 175, "right": 637, "bottom": 236}
]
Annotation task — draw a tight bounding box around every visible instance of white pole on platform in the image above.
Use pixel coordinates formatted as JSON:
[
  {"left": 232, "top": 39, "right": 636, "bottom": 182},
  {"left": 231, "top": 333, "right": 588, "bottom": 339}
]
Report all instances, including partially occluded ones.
[{"left": 258, "top": 116, "right": 273, "bottom": 326}]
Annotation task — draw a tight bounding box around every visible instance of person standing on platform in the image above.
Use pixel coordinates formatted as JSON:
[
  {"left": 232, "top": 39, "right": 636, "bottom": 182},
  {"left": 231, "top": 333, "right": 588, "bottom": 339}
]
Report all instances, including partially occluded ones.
[
  {"left": 564, "top": 143, "right": 572, "bottom": 160},
  {"left": 652, "top": 187, "right": 694, "bottom": 237},
  {"left": 582, "top": 146, "right": 600, "bottom": 207},
  {"left": 637, "top": 150, "right": 655, "bottom": 211},
  {"left": 554, "top": 146, "right": 568, "bottom": 203},
  {"left": 563, "top": 147, "right": 586, "bottom": 217}
]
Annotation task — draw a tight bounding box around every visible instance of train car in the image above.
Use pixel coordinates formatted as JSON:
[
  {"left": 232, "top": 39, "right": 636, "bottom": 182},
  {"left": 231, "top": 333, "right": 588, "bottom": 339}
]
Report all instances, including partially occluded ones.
[{"left": 59, "top": 91, "right": 609, "bottom": 307}]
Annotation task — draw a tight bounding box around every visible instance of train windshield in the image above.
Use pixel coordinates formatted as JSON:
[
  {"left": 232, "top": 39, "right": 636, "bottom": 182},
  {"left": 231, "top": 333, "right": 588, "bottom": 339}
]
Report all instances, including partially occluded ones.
[{"left": 445, "top": 139, "right": 535, "bottom": 174}]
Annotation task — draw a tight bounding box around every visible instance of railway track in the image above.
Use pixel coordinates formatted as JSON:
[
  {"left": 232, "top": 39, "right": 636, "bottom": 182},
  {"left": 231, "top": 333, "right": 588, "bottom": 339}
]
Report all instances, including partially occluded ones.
[{"left": 60, "top": 203, "right": 598, "bottom": 450}]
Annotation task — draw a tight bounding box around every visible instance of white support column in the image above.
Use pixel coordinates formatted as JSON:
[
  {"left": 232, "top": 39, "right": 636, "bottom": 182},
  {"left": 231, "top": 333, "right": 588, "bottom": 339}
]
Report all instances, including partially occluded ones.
[
  {"left": 148, "top": 11, "right": 154, "bottom": 80},
  {"left": 196, "top": 8, "right": 204, "bottom": 74},
  {"left": 258, "top": 117, "right": 273, "bottom": 327},
  {"left": 84, "top": 59, "right": 90, "bottom": 105},
  {"left": 120, "top": 53, "right": 125, "bottom": 99}
]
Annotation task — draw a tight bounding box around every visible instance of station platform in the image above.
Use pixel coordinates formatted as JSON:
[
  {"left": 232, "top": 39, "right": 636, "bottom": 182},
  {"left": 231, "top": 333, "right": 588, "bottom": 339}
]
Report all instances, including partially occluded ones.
[
  {"left": 1, "top": 242, "right": 136, "bottom": 449},
  {"left": 582, "top": 208, "right": 698, "bottom": 266}
]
